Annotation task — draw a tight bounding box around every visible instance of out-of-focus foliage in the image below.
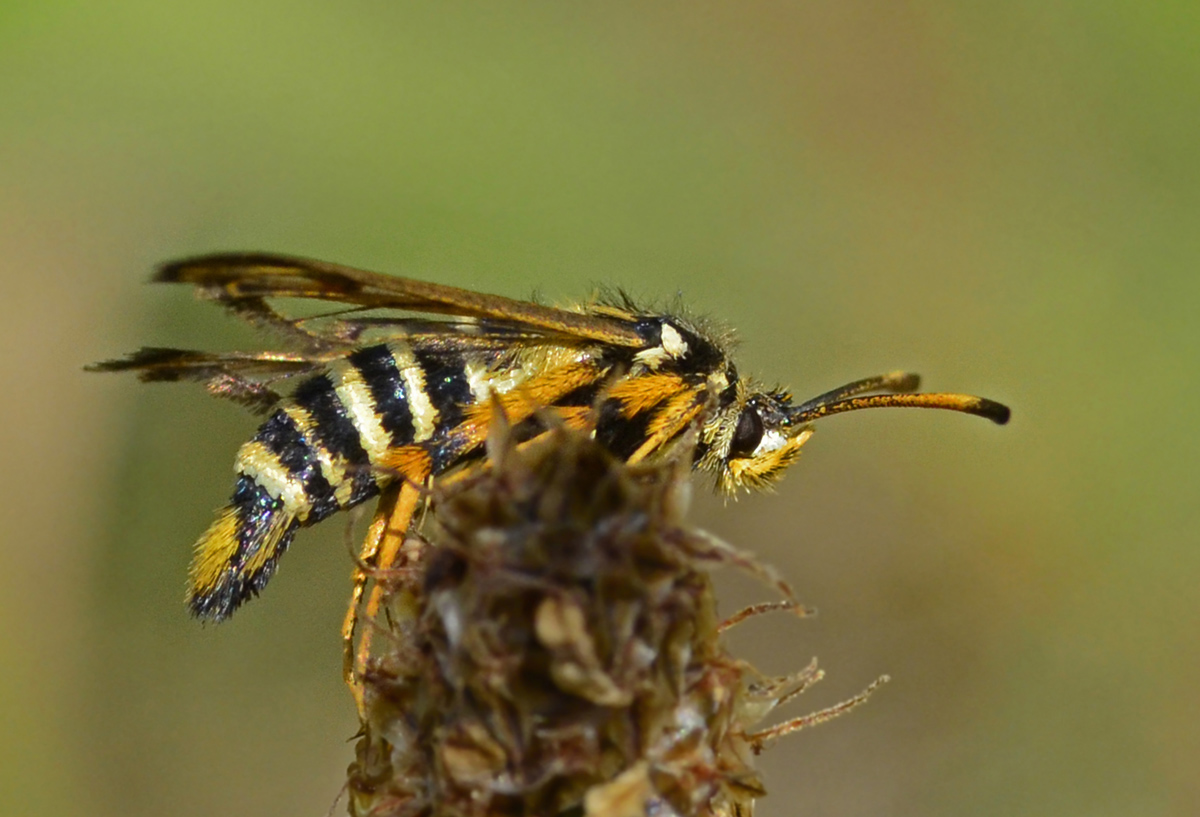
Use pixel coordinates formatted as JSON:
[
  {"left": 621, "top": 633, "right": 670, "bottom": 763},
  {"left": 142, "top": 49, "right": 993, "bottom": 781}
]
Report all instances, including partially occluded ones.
[{"left": 1, "top": 3, "right": 1196, "bottom": 816}]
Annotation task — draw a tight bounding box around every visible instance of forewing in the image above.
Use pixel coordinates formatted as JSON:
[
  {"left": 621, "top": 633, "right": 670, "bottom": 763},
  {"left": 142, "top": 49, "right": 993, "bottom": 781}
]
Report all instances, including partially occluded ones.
[{"left": 159, "top": 253, "right": 646, "bottom": 347}]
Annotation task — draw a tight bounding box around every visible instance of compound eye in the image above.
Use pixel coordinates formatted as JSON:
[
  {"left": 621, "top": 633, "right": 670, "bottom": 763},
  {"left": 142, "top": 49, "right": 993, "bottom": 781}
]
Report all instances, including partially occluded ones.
[{"left": 728, "top": 407, "right": 764, "bottom": 459}]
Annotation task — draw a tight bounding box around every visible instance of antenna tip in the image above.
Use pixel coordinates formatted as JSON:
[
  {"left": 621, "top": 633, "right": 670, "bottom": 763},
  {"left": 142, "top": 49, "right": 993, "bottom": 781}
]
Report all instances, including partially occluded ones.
[
  {"left": 976, "top": 398, "right": 1011, "bottom": 425},
  {"left": 884, "top": 371, "right": 921, "bottom": 392}
]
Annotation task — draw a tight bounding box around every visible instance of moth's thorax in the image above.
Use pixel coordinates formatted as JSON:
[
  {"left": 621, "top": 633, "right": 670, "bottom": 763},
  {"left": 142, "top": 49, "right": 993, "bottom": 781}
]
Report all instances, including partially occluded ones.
[{"left": 628, "top": 315, "right": 731, "bottom": 377}]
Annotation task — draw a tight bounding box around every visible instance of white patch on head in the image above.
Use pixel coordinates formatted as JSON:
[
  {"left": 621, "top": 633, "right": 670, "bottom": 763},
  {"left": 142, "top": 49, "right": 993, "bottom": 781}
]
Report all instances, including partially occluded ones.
[{"left": 752, "top": 428, "right": 789, "bottom": 457}]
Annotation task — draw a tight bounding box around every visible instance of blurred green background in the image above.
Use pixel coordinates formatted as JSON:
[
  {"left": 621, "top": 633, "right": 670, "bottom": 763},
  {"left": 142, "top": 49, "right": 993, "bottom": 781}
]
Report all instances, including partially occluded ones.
[{"left": 2, "top": 2, "right": 1197, "bottom": 815}]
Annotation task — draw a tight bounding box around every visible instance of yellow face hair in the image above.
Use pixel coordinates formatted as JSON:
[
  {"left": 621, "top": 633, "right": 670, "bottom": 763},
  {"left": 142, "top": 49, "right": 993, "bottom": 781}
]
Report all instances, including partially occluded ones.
[{"left": 722, "top": 427, "right": 815, "bottom": 493}]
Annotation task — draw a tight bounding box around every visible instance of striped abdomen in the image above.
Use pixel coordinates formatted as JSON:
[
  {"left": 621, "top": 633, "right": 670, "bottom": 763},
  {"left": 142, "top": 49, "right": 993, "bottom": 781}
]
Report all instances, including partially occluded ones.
[{"left": 187, "top": 341, "right": 491, "bottom": 620}]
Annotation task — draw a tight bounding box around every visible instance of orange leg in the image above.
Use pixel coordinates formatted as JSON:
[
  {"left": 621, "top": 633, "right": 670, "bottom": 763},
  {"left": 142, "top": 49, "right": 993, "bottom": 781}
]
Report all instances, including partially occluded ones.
[
  {"left": 342, "top": 482, "right": 422, "bottom": 710},
  {"left": 342, "top": 487, "right": 396, "bottom": 685}
]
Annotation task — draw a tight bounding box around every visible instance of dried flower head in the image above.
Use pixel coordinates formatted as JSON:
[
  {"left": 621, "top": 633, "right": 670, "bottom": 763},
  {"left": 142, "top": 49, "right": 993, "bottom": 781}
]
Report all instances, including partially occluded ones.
[{"left": 347, "top": 423, "right": 882, "bottom": 817}]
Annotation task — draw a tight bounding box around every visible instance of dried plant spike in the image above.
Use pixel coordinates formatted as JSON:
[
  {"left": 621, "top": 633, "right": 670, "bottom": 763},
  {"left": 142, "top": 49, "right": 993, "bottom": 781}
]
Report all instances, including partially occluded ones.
[{"left": 348, "top": 424, "right": 886, "bottom": 817}]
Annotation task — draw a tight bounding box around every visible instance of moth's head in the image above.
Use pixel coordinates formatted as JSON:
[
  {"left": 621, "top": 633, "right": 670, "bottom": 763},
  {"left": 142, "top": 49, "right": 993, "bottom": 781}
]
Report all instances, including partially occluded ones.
[
  {"left": 699, "top": 383, "right": 813, "bottom": 494},
  {"left": 699, "top": 371, "right": 1010, "bottom": 495}
]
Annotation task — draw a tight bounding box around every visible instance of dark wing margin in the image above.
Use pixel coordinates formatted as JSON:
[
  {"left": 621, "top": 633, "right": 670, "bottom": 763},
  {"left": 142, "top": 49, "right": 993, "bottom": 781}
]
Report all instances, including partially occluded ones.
[
  {"left": 86, "top": 348, "right": 331, "bottom": 412},
  {"left": 158, "top": 253, "right": 646, "bottom": 348}
]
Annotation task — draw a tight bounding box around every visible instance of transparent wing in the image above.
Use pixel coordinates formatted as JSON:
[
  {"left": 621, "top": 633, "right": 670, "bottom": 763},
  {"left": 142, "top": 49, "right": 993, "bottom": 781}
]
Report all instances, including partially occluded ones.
[{"left": 158, "top": 253, "right": 646, "bottom": 348}]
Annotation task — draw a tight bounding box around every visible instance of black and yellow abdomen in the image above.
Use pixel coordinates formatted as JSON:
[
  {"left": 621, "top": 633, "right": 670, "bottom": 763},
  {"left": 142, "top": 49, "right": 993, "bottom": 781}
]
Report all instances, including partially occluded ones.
[{"left": 187, "top": 341, "right": 487, "bottom": 619}]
